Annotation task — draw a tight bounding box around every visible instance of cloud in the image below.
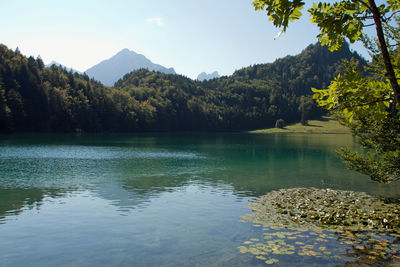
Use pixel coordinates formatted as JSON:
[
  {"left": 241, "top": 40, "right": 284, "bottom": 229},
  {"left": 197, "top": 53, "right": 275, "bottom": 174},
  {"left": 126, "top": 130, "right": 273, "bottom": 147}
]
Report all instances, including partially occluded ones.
[{"left": 146, "top": 17, "right": 163, "bottom": 27}]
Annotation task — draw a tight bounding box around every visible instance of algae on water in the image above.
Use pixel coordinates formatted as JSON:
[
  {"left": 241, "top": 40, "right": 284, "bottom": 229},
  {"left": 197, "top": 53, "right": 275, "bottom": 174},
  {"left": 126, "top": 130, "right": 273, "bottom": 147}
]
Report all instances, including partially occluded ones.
[
  {"left": 238, "top": 187, "right": 400, "bottom": 265},
  {"left": 243, "top": 187, "right": 400, "bottom": 232}
]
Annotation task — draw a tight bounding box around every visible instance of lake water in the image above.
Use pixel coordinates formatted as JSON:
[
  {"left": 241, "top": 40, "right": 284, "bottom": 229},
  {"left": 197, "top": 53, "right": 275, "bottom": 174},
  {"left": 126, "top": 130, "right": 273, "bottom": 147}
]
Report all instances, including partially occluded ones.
[{"left": 0, "top": 133, "right": 399, "bottom": 266}]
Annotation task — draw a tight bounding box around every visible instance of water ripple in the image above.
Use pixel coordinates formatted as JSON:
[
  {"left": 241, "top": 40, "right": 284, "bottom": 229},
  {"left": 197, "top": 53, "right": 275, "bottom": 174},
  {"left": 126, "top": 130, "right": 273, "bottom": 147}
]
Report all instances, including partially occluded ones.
[{"left": 0, "top": 146, "right": 203, "bottom": 160}]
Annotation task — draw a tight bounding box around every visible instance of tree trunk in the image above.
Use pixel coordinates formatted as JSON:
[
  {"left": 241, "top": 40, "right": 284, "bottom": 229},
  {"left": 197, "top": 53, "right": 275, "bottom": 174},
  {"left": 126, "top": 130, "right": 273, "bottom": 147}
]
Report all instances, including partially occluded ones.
[{"left": 368, "top": 0, "right": 400, "bottom": 105}]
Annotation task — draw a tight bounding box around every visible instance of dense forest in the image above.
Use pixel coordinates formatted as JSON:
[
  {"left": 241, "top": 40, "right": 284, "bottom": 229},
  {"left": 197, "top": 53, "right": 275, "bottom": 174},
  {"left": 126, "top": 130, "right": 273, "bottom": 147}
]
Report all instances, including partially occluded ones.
[{"left": 0, "top": 43, "right": 365, "bottom": 133}]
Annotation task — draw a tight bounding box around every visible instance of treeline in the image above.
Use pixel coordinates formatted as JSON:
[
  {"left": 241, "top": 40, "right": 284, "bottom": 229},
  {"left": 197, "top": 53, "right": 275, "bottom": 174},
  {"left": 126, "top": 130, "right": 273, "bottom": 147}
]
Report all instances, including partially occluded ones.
[
  {"left": 0, "top": 43, "right": 365, "bottom": 133},
  {"left": 0, "top": 45, "right": 144, "bottom": 132}
]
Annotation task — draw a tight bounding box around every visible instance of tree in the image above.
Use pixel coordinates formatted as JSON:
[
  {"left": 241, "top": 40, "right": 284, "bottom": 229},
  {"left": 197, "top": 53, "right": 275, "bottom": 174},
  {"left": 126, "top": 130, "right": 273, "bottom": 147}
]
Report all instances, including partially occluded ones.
[
  {"left": 275, "top": 118, "right": 285, "bottom": 128},
  {"left": 253, "top": 0, "right": 400, "bottom": 183},
  {"left": 299, "top": 96, "right": 314, "bottom": 125},
  {"left": 312, "top": 50, "right": 400, "bottom": 183},
  {"left": 252, "top": 0, "right": 400, "bottom": 105},
  {"left": 0, "top": 85, "right": 12, "bottom": 131}
]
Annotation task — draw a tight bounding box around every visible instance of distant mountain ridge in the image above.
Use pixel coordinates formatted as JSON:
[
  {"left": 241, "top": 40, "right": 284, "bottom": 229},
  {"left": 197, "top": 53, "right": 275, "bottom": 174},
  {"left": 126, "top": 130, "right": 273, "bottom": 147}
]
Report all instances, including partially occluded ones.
[
  {"left": 85, "top": 48, "right": 176, "bottom": 86},
  {"left": 197, "top": 71, "right": 220, "bottom": 81},
  {"left": 46, "top": 61, "right": 80, "bottom": 73}
]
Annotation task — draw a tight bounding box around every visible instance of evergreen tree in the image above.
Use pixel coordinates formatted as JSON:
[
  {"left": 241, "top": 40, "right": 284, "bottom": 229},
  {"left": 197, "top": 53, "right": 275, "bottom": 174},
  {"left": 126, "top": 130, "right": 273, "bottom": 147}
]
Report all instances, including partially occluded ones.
[{"left": 0, "top": 84, "right": 11, "bottom": 132}]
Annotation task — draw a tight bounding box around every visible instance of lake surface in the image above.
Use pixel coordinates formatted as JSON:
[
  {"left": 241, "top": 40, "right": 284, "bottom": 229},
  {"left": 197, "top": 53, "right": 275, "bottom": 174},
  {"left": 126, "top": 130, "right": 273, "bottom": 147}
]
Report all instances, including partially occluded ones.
[{"left": 0, "top": 133, "right": 399, "bottom": 266}]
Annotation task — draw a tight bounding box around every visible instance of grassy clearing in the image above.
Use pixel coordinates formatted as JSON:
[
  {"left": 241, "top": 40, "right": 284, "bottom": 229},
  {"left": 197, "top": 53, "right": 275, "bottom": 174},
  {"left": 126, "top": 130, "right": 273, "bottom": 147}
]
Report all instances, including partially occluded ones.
[{"left": 249, "top": 117, "right": 351, "bottom": 134}]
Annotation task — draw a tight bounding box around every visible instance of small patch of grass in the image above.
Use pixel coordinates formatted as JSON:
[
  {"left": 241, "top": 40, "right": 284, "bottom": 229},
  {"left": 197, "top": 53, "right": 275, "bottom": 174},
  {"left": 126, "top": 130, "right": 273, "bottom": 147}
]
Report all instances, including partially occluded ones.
[{"left": 249, "top": 117, "right": 350, "bottom": 134}]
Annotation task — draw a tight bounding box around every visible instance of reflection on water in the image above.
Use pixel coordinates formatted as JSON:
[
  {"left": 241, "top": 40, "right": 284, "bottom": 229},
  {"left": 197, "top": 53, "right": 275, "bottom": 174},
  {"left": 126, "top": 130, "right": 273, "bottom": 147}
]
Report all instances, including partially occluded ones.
[{"left": 0, "top": 133, "right": 399, "bottom": 266}]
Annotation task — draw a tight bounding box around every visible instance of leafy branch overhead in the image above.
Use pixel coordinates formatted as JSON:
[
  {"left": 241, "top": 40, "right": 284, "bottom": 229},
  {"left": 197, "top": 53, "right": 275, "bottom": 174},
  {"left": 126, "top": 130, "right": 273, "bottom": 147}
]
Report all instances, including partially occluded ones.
[
  {"left": 311, "top": 58, "right": 400, "bottom": 183},
  {"left": 311, "top": 60, "right": 393, "bottom": 123},
  {"left": 253, "top": 0, "right": 399, "bottom": 48},
  {"left": 253, "top": 0, "right": 400, "bottom": 105},
  {"left": 253, "top": 0, "right": 305, "bottom": 31}
]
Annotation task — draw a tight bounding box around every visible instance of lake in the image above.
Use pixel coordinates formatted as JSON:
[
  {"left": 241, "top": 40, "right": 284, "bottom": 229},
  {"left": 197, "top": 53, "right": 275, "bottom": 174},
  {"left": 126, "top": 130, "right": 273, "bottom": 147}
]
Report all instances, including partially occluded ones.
[{"left": 0, "top": 133, "right": 399, "bottom": 266}]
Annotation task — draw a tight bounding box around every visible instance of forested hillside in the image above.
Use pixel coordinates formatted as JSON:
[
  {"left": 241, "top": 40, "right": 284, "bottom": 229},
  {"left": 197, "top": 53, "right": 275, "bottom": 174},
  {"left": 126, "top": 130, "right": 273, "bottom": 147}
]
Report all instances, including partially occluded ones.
[
  {"left": 0, "top": 43, "right": 365, "bottom": 133},
  {"left": 0, "top": 45, "right": 141, "bottom": 132}
]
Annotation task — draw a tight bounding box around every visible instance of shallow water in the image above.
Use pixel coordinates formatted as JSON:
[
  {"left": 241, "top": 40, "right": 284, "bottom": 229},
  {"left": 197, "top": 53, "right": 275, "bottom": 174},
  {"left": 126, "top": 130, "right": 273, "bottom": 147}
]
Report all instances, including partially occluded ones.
[{"left": 0, "top": 133, "right": 398, "bottom": 266}]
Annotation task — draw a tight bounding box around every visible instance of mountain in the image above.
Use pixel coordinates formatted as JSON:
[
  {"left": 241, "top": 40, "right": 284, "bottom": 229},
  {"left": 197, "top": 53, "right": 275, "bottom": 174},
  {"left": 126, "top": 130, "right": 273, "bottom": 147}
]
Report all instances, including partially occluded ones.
[
  {"left": 197, "top": 71, "right": 220, "bottom": 81},
  {"left": 46, "top": 61, "right": 80, "bottom": 73},
  {"left": 84, "top": 48, "right": 176, "bottom": 86},
  {"left": 0, "top": 42, "right": 366, "bottom": 133}
]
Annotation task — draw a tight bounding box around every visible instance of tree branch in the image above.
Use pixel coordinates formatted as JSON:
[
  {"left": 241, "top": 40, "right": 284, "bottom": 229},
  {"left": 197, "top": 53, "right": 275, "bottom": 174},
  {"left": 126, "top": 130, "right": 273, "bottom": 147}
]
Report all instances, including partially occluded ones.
[
  {"left": 382, "top": 10, "right": 400, "bottom": 22},
  {"left": 342, "top": 97, "right": 392, "bottom": 109}
]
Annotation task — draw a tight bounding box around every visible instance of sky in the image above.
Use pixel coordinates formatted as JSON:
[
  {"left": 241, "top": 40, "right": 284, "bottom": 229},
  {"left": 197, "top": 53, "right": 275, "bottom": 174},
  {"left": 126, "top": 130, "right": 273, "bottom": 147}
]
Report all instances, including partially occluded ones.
[{"left": 0, "top": 0, "right": 371, "bottom": 79}]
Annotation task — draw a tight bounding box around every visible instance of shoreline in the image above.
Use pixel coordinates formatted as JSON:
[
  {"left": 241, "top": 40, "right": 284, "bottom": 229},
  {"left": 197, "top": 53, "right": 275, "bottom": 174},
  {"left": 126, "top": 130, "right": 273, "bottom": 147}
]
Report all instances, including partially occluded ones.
[{"left": 249, "top": 117, "right": 351, "bottom": 134}]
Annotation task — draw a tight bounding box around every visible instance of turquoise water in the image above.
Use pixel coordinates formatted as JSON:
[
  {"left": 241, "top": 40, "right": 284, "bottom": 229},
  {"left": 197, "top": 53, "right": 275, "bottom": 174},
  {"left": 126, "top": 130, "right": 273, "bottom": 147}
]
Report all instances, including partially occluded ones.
[{"left": 0, "top": 133, "right": 398, "bottom": 266}]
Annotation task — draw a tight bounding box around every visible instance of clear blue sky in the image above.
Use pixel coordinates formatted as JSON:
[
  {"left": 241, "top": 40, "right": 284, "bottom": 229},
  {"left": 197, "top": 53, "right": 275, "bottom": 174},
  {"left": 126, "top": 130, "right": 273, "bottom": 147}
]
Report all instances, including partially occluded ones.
[{"left": 1, "top": 0, "right": 370, "bottom": 79}]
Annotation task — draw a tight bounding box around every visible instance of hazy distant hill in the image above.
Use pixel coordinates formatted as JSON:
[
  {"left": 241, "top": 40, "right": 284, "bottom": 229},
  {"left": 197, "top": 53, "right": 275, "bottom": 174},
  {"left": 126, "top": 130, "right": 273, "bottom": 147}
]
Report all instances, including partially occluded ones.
[
  {"left": 46, "top": 61, "right": 80, "bottom": 73},
  {"left": 85, "top": 48, "right": 176, "bottom": 86},
  {"left": 197, "top": 71, "right": 220, "bottom": 81}
]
